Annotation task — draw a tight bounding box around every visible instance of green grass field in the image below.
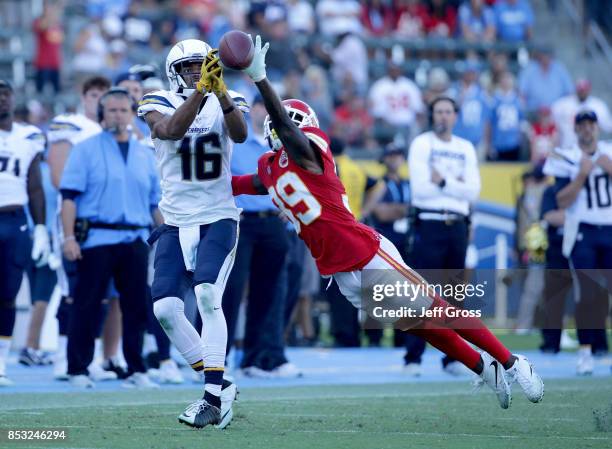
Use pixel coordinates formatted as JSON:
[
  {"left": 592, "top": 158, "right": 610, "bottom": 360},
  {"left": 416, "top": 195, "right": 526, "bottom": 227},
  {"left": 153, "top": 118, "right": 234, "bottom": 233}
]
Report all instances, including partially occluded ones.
[{"left": 1, "top": 378, "right": 611, "bottom": 449}]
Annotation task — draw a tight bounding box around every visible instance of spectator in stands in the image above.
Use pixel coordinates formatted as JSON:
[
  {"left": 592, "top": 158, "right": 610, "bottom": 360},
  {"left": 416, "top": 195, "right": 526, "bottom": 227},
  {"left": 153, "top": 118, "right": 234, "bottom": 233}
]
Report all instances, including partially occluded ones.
[
  {"left": 72, "top": 21, "right": 110, "bottom": 85},
  {"left": 33, "top": 1, "right": 63, "bottom": 95},
  {"left": 529, "top": 106, "right": 558, "bottom": 164},
  {"left": 368, "top": 60, "right": 424, "bottom": 142},
  {"left": 333, "top": 95, "right": 374, "bottom": 148},
  {"left": 519, "top": 46, "right": 573, "bottom": 115},
  {"left": 451, "top": 60, "right": 492, "bottom": 153},
  {"left": 489, "top": 72, "right": 525, "bottom": 161},
  {"left": 316, "top": 0, "right": 363, "bottom": 37},
  {"left": 104, "top": 39, "right": 133, "bottom": 82},
  {"left": 422, "top": 67, "right": 451, "bottom": 105},
  {"left": 393, "top": 0, "right": 426, "bottom": 38},
  {"left": 494, "top": 0, "right": 534, "bottom": 42},
  {"left": 482, "top": 52, "right": 509, "bottom": 94},
  {"left": 286, "top": 0, "right": 316, "bottom": 35},
  {"left": 330, "top": 32, "right": 369, "bottom": 95},
  {"left": 420, "top": 0, "right": 457, "bottom": 38},
  {"left": 458, "top": 0, "right": 496, "bottom": 43},
  {"left": 261, "top": 9, "right": 298, "bottom": 81},
  {"left": 361, "top": 0, "right": 396, "bottom": 36},
  {"left": 302, "top": 66, "right": 334, "bottom": 131},
  {"left": 552, "top": 78, "right": 612, "bottom": 149}
]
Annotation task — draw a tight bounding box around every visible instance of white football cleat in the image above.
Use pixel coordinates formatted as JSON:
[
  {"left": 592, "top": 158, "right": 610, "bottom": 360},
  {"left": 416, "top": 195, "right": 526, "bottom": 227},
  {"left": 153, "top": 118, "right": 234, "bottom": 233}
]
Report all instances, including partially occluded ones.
[
  {"left": 560, "top": 330, "right": 578, "bottom": 350},
  {"left": 122, "top": 372, "right": 160, "bottom": 389},
  {"left": 474, "top": 352, "right": 511, "bottom": 409},
  {"left": 443, "top": 361, "right": 471, "bottom": 377},
  {"left": 88, "top": 362, "right": 118, "bottom": 381},
  {"left": 0, "top": 374, "right": 14, "bottom": 387},
  {"left": 576, "top": 347, "right": 594, "bottom": 376},
  {"left": 271, "top": 362, "right": 303, "bottom": 378},
  {"left": 506, "top": 354, "right": 544, "bottom": 403},
  {"left": 217, "top": 380, "right": 238, "bottom": 429},
  {"left": 70, "top": 374, "right": 94, "bottom": 389},
  {"left": 403, "top": 363, "right": 422, "bottom": 377},
  {"left": 158, "top": 359, "right": 184, "bottom": 384},
  {"left": 241, "top": 366, "right": 273, "bottom": 378}
]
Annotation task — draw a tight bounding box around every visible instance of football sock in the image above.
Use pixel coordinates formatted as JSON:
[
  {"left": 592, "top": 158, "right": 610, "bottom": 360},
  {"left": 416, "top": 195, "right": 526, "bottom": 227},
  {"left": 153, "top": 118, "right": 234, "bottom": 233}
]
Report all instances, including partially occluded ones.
[
  {"left": 153, "top": 296, "right": 203, "bottom": 368},
  {"left": 427, "top": 297, "right": 512, "bottom": 366},
  {"left": 410, "top": 322, "right": 481, "bottom": 373},
  {"left": 195, "top": 283, "right": 227, "bottom": 408}
]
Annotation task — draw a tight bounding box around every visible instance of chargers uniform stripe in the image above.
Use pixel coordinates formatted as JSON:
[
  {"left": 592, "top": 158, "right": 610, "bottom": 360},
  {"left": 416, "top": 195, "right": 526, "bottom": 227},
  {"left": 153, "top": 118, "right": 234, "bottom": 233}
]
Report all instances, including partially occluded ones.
[{"left": 140, "top": 95, "right": 176, "bottom": 109}]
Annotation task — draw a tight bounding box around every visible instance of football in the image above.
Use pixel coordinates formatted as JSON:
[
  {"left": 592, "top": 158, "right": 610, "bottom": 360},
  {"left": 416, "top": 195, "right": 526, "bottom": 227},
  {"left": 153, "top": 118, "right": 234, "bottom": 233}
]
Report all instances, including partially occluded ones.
[{"left": 218, "top": 30, "right": 254, "bottom": 70}]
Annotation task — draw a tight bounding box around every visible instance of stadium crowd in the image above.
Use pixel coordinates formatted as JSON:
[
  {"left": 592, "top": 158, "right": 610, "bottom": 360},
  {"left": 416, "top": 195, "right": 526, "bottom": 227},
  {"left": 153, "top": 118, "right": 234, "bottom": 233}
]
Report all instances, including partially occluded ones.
[{"left": 0, "top": 0, "right": 610, "bottom": 388}]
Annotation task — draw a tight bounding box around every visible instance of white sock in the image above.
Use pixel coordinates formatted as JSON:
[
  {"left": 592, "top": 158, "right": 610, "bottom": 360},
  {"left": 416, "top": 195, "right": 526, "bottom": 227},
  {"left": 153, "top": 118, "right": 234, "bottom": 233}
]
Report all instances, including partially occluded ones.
[
  {"left": 56, "top": 335, "right": 67, "bottom": 360},
  {"left": 0, "top": 338, "right": 11, "bottom": 375},
  {"left": 153, "top": 296, "right": 203, "bottom": 367},
  {"left": 195, "top": 283, "right": 227, "bottom": 370}
]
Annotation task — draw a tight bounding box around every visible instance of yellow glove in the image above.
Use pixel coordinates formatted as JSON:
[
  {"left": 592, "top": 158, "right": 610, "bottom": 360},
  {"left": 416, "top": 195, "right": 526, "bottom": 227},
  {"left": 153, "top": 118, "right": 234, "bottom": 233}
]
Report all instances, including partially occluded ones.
[
  {"left": 196, "top": 49, "right": 227, "bottom": 97},
  {"left": 525, "top": 223, "right": 548, "bottom": 264}
]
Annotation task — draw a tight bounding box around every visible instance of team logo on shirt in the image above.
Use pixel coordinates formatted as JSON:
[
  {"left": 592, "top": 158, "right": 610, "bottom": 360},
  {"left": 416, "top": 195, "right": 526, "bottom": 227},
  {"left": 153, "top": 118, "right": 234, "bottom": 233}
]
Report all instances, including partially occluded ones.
[{"left": 279, "top": 150, "right": 289, "bottom": 168}]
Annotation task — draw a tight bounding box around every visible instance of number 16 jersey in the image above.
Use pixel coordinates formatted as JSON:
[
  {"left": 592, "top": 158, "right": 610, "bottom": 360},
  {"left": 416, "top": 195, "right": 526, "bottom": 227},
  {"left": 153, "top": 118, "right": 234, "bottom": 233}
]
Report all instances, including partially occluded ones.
[
  {"left": 138, "top": 89, "right": 249, "bottom": 227},
  {"left": 257, "top": 127, "right": 380, "bottom": 275}
]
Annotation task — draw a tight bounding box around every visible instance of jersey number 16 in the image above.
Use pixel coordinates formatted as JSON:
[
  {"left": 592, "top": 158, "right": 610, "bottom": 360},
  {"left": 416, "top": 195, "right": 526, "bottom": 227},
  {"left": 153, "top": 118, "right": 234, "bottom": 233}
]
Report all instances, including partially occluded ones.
[{"left": 178, "top": 133, "right": 222, "bottom": 181}]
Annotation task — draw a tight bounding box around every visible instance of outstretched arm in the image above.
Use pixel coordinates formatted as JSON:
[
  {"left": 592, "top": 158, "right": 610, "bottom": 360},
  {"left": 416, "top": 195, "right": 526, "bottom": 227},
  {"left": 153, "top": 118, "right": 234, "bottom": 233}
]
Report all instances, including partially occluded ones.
[
  {"left": 245, "top": 36, "right": 322, "bottom": 172},
  {"left": 232, "top": 174, "right": 268, "bottom": 196}
]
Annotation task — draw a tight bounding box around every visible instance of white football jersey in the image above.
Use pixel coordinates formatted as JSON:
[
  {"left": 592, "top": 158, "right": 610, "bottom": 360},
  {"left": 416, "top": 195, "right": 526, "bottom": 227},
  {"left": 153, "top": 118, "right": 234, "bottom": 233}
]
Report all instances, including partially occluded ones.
[
  {"left": 543, "top": 143, "right": 612, "bottom": 225},
  {"left": 138, "top": 89, "right": 249, "bottom": 227},
  {"left": 48, "top": 113, "right": 101, "bottom": 146},
  {"left": 0, "top": 122, "right": 45, "bottom": 207}
]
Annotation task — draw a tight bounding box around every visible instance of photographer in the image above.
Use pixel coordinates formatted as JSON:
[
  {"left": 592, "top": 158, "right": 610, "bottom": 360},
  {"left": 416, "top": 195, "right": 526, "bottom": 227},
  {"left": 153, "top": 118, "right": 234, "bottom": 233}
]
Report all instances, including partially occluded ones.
[{"left": 60, "top": 88, "right": 161, "bottom": 388}]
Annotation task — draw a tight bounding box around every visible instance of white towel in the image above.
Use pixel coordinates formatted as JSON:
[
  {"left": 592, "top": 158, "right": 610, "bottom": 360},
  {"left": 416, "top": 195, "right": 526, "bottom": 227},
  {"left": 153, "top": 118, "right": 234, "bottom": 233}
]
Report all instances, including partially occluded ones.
[{"left": 179, "top": 225, "right": 201, "bottom": 272}]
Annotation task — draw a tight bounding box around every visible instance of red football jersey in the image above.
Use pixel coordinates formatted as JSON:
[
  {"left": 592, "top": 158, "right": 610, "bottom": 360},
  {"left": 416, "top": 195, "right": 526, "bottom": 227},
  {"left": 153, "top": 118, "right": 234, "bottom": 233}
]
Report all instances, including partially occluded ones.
[{"left": 257, "top": 126, "right": 380, "bottom": 275}]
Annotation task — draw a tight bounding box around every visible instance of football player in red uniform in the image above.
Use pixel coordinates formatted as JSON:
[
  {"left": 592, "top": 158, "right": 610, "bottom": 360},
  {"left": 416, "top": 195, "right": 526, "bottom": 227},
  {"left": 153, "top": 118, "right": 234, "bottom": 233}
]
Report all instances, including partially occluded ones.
[{"left": 230, "top": 36, "right": 544, "bottom": 409}]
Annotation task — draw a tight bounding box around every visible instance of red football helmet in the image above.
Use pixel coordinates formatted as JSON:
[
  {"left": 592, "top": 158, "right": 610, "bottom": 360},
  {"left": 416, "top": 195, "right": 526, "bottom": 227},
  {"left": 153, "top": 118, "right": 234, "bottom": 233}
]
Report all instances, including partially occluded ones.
[{"left": 263, "top": 99, "right": 319, "bottom": 151}]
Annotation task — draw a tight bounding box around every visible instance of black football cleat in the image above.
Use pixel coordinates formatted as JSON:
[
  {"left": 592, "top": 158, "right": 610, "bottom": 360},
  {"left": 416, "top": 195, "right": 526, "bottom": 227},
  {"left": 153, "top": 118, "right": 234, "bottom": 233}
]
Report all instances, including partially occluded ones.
[{"left": 178, "top": 399, "right": 221, "bottom": 429}]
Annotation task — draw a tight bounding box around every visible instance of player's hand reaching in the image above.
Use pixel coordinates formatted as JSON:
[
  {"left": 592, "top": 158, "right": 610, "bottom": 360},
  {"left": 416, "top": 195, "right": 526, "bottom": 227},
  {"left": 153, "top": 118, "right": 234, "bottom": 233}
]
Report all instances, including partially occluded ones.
[
  {"left": 197, "top": 49, "right": 227, "bottom": 97},
  {"left": 244, "top": 35, "right": 269, "bottom": 82}
]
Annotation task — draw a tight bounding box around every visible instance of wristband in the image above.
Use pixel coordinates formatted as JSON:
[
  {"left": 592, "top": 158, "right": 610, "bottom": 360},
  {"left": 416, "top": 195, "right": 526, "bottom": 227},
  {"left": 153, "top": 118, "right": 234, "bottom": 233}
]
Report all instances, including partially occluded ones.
[
  {"left": 64, "top": 235, "right": 76, "bottom": 243},
  {"left": 222, "top": 105, "right": 235, "bottom": 115}
]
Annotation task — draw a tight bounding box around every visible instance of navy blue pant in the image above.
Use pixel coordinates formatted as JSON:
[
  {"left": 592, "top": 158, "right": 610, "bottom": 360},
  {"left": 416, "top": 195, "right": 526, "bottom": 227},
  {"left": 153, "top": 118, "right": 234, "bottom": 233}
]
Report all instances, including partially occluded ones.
[
  {"left": 221, "top": 214, "right": 288, "bottom": 371},
  {"left": 67, "top": 240, "right": 149, "bottom": 376},
  {"left": 404, "top": 219, "right": 468, "bottom": 366},
  {"left": 150, "top": 220, "right": 238, "bottom": 301},
  {"left": 0, "top": 209, "right": 31, "bottom": 337},
  {"left": 570, "top": 223, "right": 612, "bottom": 353}
]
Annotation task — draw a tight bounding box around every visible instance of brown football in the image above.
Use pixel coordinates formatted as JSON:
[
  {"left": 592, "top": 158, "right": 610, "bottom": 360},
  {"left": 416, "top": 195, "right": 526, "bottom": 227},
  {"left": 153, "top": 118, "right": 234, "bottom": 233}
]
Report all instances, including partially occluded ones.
[{"left": 219, "top": 30, "right": 254, "bottom": 70}]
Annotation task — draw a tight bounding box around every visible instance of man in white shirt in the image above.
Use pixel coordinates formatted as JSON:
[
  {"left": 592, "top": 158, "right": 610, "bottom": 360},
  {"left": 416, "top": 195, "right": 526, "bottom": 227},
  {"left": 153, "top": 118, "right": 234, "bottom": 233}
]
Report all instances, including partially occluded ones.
[
  {"left": 552, "top": 78, "right": 612, "bottom": 148},
  {"left": 403, "top": 96, "right": 481, "bottom": 376},
  {"left": 369, "top": 61, "right": 424, "bottom": 141}
]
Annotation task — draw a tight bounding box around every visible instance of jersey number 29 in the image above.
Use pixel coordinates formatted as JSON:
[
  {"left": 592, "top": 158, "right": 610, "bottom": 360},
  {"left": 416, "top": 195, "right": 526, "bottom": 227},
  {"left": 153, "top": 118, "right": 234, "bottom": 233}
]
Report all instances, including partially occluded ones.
[{"left": 178, "top": 134, "right": 221, "bottom": 181}]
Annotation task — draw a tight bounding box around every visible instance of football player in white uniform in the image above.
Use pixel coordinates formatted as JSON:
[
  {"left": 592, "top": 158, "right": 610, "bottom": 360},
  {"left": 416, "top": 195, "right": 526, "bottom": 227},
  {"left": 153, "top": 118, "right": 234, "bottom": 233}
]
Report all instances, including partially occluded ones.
[
  {"left": 138, "top": 39, "right": 247, "bottom": 429},
  {"left": 0, "top": 79, "right": 50, "bottom": 386},
  {"left": 46, "top": 76, "right": 125, "bottom": 382},
  {"left": 543, "top": 110, "right": 612, "bottom": 375}
]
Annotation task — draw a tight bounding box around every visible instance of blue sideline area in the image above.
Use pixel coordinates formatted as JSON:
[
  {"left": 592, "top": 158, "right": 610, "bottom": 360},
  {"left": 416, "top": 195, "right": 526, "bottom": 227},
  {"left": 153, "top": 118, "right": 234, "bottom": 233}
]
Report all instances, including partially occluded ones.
[{"left": 0, "top": 348, "right": 610, "bottom": 395}]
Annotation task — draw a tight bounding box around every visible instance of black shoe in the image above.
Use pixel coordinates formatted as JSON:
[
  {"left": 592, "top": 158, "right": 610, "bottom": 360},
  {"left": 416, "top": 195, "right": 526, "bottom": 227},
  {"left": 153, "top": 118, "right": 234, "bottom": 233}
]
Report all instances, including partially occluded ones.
[
  {"left": 178, "top": 399, "right": 221, "bottom": 428},
  {"left": 102, "top": 359, "right": 129, "bottom": 379}
]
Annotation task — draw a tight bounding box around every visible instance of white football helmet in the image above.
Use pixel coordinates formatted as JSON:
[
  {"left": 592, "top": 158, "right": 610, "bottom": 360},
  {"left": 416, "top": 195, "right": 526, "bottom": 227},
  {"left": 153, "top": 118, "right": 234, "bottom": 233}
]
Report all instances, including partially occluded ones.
[
  {"left": 165, "top": 39, "right": 212, "bottom": 94},
  {"left": 263, "top": 99, "right": 319, "bottom": 151}
]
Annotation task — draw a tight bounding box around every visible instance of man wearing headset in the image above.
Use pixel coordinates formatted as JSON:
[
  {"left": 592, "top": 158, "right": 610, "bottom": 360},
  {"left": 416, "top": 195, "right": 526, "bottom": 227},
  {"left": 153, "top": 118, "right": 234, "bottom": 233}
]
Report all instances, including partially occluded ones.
[
  {"left": 60, "top": 87, "right": 162, "bottom": 389},
  {"left": 404, "top": 96, "right": 481, "bottom": 376}
]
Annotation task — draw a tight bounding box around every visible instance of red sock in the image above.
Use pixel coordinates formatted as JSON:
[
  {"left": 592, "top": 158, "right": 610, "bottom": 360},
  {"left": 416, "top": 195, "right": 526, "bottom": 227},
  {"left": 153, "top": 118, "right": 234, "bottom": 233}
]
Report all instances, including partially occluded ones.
[
  {"left": 426, "top": 297, "right": 512, "bottom": 365},
  {"left": 408, "top": 321, "right": 481, "bottom": 372}
]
